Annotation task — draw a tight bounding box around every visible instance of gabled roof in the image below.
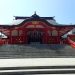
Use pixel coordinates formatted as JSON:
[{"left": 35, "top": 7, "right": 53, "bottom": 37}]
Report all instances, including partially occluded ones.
[
  {"left": 14, "top": 13, "right": 75, "bottom": 26},
  {"left": 12, "top": 13, "right": 61, "bottom": 26},
  {"left": 0, "top": 13, "right": 75, "bottom": 28},
  {"left": 14, "top": 13, "right": 57, "bottom": 24},
  {"left": 9, "top": 13, "right": 58, "bottom": 27}
]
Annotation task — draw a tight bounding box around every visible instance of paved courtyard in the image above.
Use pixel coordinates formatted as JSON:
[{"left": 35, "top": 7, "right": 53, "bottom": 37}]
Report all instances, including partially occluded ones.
[{"left": 0, "top": 44, "right": 75, "bottom": 58}]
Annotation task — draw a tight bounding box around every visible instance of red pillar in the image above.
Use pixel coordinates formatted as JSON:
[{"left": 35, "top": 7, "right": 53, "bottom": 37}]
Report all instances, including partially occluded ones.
[{"left": 42, "top": 28, "right": 48, "bottom": 44}]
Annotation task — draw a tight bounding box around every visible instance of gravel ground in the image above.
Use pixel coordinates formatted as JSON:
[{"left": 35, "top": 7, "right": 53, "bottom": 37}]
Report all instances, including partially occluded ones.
[{"left": 0, "top": 44, "right": 75, "bottom": 58}]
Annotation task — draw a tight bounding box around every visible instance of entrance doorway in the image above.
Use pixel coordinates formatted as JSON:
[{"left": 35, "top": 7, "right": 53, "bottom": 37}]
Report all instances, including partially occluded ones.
[{"left": 27, "top": 30, "right": 43, "bottom": 44}]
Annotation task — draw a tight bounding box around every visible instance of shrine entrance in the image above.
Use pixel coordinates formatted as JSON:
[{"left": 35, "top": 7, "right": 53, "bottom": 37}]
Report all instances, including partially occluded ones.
[{"left": 27, "top": 30, "right": 43, "bottom": 44}]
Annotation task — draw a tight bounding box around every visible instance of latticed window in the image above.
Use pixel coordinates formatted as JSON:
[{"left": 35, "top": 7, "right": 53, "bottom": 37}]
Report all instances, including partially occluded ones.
[
  {"left": 72, "top": 28, "right": 75, "bottom": 34},
  {"left": 11, "top": 30, "right": 18, "bottom": 36},
  {"left": 19, "top": 30, "right": 23, "bottom": 36},
  {"left": 52, "top": 30, "right": 58, "bottom": 36}
]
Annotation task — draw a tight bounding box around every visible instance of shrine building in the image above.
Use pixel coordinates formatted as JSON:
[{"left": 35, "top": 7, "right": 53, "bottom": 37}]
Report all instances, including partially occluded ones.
[{"left": 0, "top": 13, "right": 75, "bottom": 47}]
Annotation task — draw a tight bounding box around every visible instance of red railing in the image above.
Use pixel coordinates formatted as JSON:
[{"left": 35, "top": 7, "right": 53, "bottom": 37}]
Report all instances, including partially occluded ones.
[{"left": 68, "top": 35, "right": 75, "bottom": 48}]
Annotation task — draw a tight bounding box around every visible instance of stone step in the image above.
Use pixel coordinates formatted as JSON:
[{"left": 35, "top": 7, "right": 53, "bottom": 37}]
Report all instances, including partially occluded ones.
[{"left": 0, "top": 44, "right": 75, "bottom": 58}]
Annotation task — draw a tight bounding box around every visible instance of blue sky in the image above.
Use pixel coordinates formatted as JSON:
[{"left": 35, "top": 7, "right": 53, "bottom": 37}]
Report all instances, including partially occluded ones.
[{"left": 0, "top": 0, "right": 75, "bottom": 24}]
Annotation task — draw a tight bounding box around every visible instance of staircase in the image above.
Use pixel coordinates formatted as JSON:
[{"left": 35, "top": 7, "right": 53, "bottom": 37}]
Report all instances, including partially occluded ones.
[{"left": 0, "top": 44, "right": 75, "bottom": 58}]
